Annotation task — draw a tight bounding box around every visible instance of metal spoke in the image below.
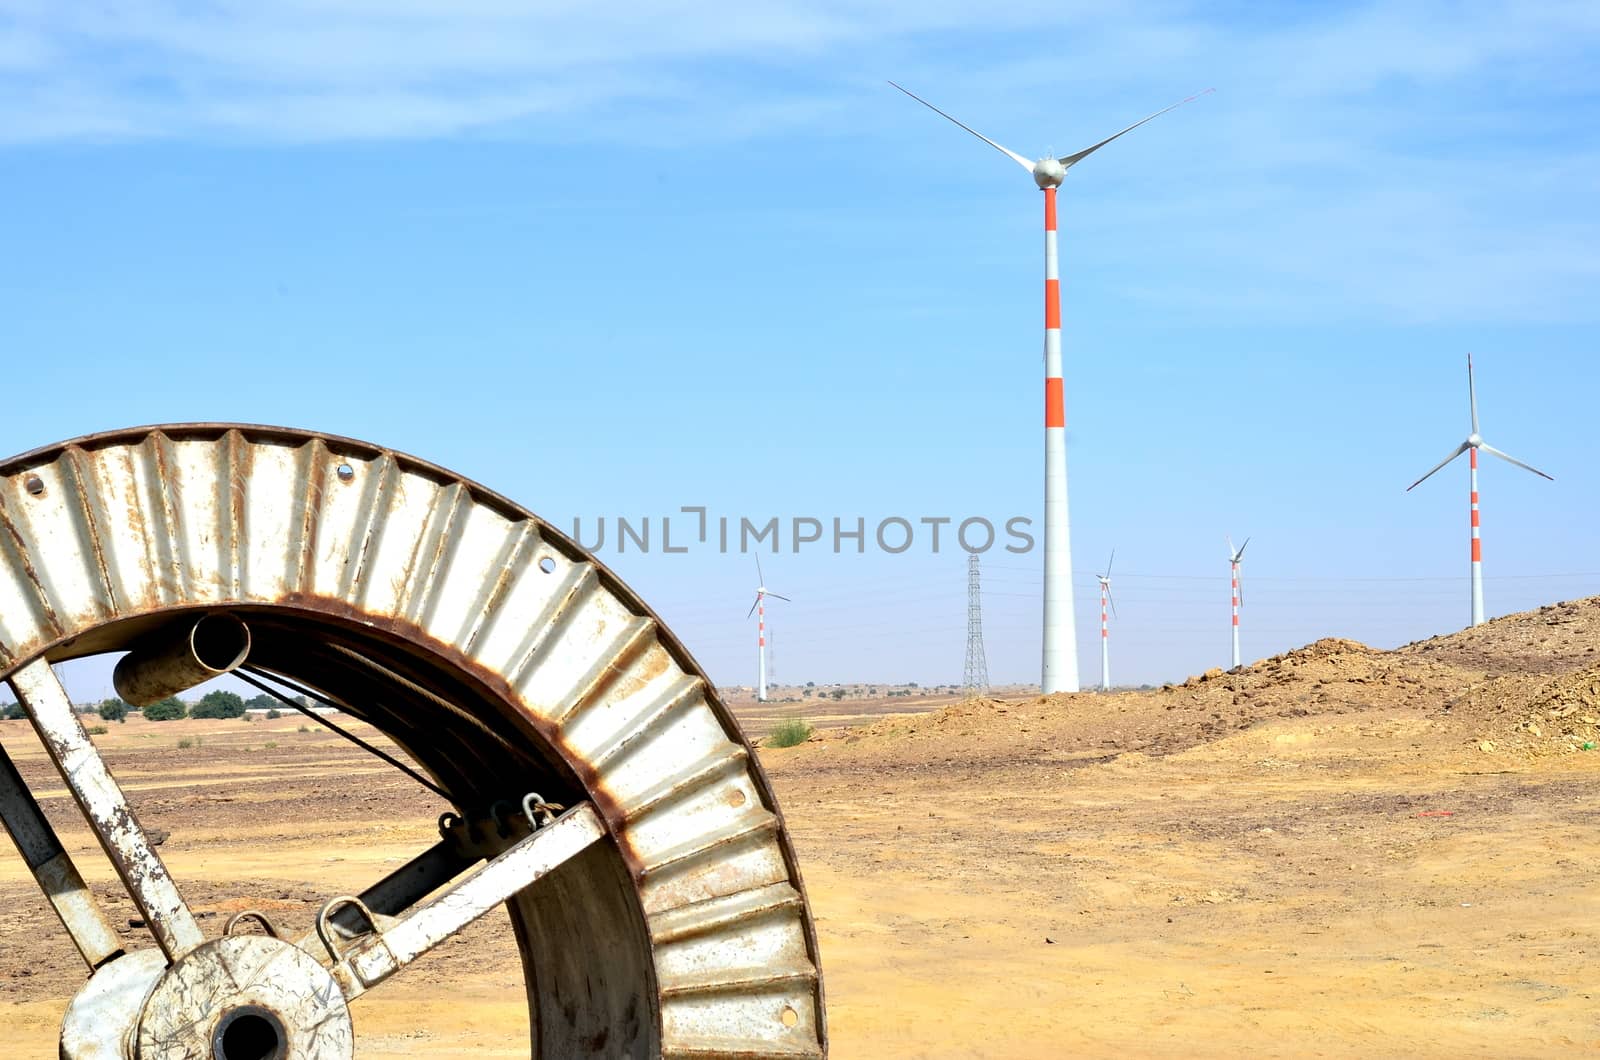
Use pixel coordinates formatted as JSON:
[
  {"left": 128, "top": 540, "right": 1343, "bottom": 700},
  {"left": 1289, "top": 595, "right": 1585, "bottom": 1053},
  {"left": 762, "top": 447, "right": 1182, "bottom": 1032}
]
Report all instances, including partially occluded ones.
[
  {"left": 8, "top": 659, "right": 205, "bottom": 962},
  {"left": 0, "top": 741, "right": 124, "bottom": 969},
  {"left": 318, "top": 803, "right": 605, "bottom": 1001}
]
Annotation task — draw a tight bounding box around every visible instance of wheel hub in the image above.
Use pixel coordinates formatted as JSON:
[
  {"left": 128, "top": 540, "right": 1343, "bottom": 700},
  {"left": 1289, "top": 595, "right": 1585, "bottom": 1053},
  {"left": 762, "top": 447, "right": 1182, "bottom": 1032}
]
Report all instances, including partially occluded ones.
[{"left": 135, "top": 936, "right": 353, "bottom": 1060}]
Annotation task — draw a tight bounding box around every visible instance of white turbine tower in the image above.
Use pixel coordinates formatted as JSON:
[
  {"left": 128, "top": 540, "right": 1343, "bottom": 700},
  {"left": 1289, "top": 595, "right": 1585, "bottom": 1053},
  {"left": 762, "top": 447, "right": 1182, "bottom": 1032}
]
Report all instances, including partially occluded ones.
[
  {"left": 1407, "top": 354, "right": 1552, "bottom": 626},
  {"left": 1228, "top": 536, "right": 1249, "bottom": 671},
  {"left": 1096, "top": 550, "right": 1117, "bottom": 692},
  {"left": 746, "top": 556, "right": 789, "bottom": 702},
  {"left": 891, "top": 81, "right": 1209, "bottom": 694}
]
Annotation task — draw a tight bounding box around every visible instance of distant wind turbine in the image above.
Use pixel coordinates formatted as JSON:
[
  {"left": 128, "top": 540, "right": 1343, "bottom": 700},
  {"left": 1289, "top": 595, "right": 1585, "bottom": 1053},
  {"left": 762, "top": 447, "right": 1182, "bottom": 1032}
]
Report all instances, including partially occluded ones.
[
  {"left": 890, "top": 81, "right": 1210, "bottom": 694},
  {"left": 1096, "top": 551, "right": 1117, "bottom": 692},
  {"left": 1228, "top": 536, "right": 1249, "bottom": 671},
  {"left": 1407, "top": 354, "right": 1552, "bottom": 627},
  {"left": 746, "top": 556, "right": 790, "bottom": 702}
]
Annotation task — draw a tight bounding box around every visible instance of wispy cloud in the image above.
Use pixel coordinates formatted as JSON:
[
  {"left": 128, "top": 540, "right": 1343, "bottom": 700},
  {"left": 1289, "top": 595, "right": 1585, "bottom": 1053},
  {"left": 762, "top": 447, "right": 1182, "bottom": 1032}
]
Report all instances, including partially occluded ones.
[
  {"left": 2, "top": 2, "right": 1596, "bottom": 322},
  {"left": 0, "top": 1, "right": 1087, "bottom": 141}
]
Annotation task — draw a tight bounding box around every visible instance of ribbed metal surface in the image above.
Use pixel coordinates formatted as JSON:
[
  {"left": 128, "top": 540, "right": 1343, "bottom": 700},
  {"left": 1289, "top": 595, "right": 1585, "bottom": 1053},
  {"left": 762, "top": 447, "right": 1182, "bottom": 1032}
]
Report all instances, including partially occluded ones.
[{"left": 0, "top": 424, "right": 825, "bottom": 1059}]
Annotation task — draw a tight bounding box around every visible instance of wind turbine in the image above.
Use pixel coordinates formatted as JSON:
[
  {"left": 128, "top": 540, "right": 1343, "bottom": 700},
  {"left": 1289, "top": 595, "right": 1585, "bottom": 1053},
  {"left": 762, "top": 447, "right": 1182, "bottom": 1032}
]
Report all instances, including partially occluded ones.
[
  {"left": 1407, "top": 354, "right": 1552, "bottom": 626},
  {"left": 1096, "top": 550, "right": 1117, "bottom": 692},
  {"left": 746, "top": 556, "right": 790, "bottom": 702},
  {"left": 890, "top": 81, "right": 1209, "bottom": 694},
  {"left": 1228, "top": 536, "right": 1249, "bottom": 671}
]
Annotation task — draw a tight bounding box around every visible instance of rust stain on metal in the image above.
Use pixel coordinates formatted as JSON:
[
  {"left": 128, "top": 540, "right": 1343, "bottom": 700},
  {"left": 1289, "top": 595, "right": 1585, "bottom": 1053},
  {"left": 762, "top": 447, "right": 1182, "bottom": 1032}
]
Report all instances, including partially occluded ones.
[
  {"left": 0, "top": 486, "right": 64, "bottom": 641},
  {"left": 296, "top": 438, "right": 328, "bottom": 595},
  {"left": 62, "top": 447, "right": 120, "bottom": 616}
]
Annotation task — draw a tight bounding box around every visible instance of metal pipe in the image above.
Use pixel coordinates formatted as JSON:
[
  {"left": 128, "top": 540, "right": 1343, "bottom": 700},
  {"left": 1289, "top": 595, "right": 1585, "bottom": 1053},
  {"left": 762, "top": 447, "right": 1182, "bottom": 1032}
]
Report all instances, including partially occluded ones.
[{"left": 113, "top": 613, "right": 251, "bottom": 707}]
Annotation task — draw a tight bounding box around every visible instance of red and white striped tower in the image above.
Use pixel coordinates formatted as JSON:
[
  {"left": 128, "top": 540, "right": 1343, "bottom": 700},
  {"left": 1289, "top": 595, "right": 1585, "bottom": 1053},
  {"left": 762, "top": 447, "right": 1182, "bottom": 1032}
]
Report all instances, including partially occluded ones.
[
  {"left": 757, "top": 594, "right": 767, "bottom": 701},
  {"left": 1099, "top": 578, "right": 1111, "bottom": 691},
  {"left": 888, "top": 82, "right": 1208, "bottom": 696},
  {"left": 1040, "top": 181, "right": 1078, "bottom": 693},
  {"left": 1408, "top": 354, "right": 1552, "bottom": 628},
  {"left": 1230, "top": 559, "right": 1240, "bottom": 669},
  {"left": 1469, "top": 445, "right": 1483, "bottom": 625},
  {"left": 1228, "top": 537, "right": 1249, "bottom": 670},
  {"left": 1096, "top": 551, "right": 1115, "bottom": 692},
  {"left": 1094, "top": 576, "right": 1107, "bottom": 685},
  {"left": 746, "top": 557, "right": 789, "bottom": 702}
]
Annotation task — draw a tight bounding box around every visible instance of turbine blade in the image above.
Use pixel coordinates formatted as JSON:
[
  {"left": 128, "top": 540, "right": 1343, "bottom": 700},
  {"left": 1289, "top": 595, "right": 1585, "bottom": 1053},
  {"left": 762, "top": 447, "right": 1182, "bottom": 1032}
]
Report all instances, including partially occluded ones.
[
  {"left": 754, "top": 552, "right": 765, "bottom": 587},
  {"left": 1058, "top": 88, "right": 1213, "bottom": 168},
  {"left": 746, "top": 595, "right": 760, "bottom": 620},
  {"left": 888, "top": 81, "right": 1034, "bottom": 171},
  {"left": 1467, "top": 353, "right": 1480, "bottom": 436},
  {"left": 1105, "top": 549, "right": 1115, "bottom": 578},
  {"left": 766, "top": 592, "right": 792, "bottom": 603},
  {"left": 1108, "top": 588, "right": 1119, "bottom": 620},
  {"left": 1226, "top": 534, "right": 1235, "bottom": 560},
  {"left": 1406, "top": 441, "right": 1471, "bottom": 491},
  {"left": 1237, "top": 570, "right": 1244, "bottom": 609},
  {"left": 1235, "top": 536, "right": 1251, "bottom": 561},
  {"left": 1479, "top": 443, "right": 1554, "bottom": 481}
]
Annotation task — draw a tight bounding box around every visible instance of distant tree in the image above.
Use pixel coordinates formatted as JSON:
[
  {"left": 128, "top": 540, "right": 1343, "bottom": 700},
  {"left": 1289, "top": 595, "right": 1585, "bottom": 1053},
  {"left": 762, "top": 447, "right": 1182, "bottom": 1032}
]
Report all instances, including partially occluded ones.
[
  {"left": 191, "top": 690, "right": 246, "bottom": 720},
  {"left": 245, "top": 694, "right": 278, "bottom": 711},
  {"left": 97, "top": 698, "right": 128, "bottom": 723},
  {"left": 143, "top": 697, "right": 186, "bottom": 722},
  {"left": 266, "top": 708, "right": 282, "bottom": 720},
  {"left": 1, "top": 702, "right": 23, "bottom": 721},
  {"left": 830, "top": 689, "right": 846, "bottom": 701}
]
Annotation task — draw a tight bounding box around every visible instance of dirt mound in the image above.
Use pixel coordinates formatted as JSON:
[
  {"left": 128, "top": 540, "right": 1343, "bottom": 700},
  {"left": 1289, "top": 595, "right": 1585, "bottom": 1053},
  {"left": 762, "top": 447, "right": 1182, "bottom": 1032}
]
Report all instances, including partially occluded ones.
[
  {"left": 804, "top": 596, "right": 1600, "bottom": 770},
  {"left": 1398, "top": 597, "right": 1600, "bottom": 675},
  {"left": 1438, "top": 662, "right": 1600, "bottom": 757}
]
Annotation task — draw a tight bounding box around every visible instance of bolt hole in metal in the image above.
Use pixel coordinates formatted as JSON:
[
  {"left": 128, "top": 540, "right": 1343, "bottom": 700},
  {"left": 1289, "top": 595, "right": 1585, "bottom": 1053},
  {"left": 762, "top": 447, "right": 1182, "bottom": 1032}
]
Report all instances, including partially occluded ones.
[
  {"left": 23, "top": 473, "right": 44, "bottom": 496},
  {"left": 335, "top": 462, "right": 355, "bottom": 482},
  {"left": 538, "top": 555, "right": 556, "bottom": 574},
  {"left": 781, "top": 1006, "right": 799, "bottom": 1028},
  {"left": 213, "top": 1005, "right": 288, "bottom": 1060}
]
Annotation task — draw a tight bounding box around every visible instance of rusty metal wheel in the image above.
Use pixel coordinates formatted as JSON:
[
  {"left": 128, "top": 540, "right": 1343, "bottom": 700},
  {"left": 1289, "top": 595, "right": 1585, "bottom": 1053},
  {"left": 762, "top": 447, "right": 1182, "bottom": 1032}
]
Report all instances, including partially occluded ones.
[{"left": 0, "top": 425, "right": 825, "bottom": 1059}]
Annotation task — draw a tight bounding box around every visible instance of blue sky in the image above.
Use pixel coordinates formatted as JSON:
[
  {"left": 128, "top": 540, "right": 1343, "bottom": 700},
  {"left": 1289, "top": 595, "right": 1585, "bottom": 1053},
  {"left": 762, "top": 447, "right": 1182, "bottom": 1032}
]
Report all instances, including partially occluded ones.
[{"left": 2, "top": 1, "right": 1597, "bottom": 695}]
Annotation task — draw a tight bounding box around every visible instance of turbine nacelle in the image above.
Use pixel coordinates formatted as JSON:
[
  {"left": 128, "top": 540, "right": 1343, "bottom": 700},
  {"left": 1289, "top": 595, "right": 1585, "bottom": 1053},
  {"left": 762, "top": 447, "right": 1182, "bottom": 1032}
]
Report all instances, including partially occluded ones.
[
  {"left": 1466, "top": 432, "right": 1483, "bottom": 448},
  {"left": 1032, "top": 158, "right": 1067, "bottom": 189}
]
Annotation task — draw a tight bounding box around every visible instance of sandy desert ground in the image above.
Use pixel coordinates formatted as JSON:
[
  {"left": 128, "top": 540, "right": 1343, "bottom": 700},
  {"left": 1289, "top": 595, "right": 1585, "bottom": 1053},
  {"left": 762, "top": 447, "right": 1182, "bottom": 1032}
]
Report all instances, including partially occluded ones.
[{"left": 3, "top": 598, "right": 1600, "bottom": 1057}]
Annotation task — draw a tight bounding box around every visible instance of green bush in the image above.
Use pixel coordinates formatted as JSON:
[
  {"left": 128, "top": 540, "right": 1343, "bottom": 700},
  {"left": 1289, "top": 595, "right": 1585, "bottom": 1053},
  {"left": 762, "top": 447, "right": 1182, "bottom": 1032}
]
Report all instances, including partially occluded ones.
[
  {"left": 85, "top": 725, "right": 108, "bottom": 736},
  {"left": 266, "top": 708, "right": 282, "bottom": 720},
  {"left": 0, "top": 702, "right": 24, "bottom": 721},
  {"left": 98, "top": 698, "right": 128, "bottom": 723},
  {"left": 191, "top": 690, "right": 246, "bottom": 720},
  {"left": 177, "top": 737, "right": 196, "bottom": 749},
  {"left": 766, "top": 719, "right": 814, "bottom": 748},
  {"left": 143, "top": 697, "right": 186, "bottom": 722}
]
